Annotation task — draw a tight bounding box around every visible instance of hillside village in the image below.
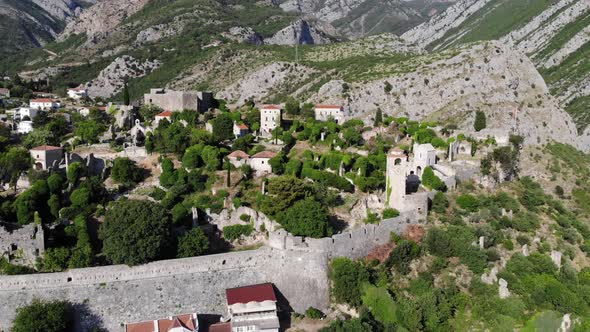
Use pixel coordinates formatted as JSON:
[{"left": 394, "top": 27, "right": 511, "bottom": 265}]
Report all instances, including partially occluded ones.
[{"left": 1, "top": 0, "right": 590, "bottom": 331}]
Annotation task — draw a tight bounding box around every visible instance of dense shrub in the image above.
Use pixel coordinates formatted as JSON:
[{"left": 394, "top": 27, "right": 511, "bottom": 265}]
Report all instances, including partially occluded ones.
[
  {"left": 432, "top": 192, "right": 449, "bottom": 213},
  {"left": 422, "top": 167, "right": 447, "bottom": 191},
  {"left": 223, "top": 224, "right": 254, "bottom": 242},
  {"left": 386, "top": 240, "right": 421, "bottom": 274},
  {"left": 301, "top": 167, "right": 354, "bottom": 192},
  {"left": 456, "top": 194, "right": 479, "bottom": 212},
  {"left": 330, "top": 257, "right": 370, "bottom": 307}
]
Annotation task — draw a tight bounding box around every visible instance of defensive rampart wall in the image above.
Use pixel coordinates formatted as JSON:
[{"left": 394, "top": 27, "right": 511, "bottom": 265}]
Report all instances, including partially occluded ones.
[{"left": 0, "top": 213, "right": 417, "bottom": 331}]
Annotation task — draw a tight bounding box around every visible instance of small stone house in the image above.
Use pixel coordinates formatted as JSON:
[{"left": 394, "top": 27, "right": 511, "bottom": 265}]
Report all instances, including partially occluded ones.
[
  {"left": 233, "top": 122, "right": 249, "bottom": 138},
  {"left": 125, "top": 313, "right": 198, "bottom": 332},
  {"left": 227, "top": 150, "right": 250, "bottom": 168},
  {"left": 250, "top": 151, "right": 277, "bottom": 175},
  {"left": 30, "top": 145, "right": 63, "bottom": 170}
]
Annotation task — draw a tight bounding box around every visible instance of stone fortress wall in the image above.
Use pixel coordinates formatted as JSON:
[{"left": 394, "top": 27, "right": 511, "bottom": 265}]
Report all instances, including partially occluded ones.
[{"left": 0, "top": 213, "right": 417, "bottom": 331}]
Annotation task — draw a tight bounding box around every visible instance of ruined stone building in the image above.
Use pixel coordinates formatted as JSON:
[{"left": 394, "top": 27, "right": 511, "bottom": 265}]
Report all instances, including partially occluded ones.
[
  {"left": 385, "top": 147, "right": 431, "bottom": 216},
  {"left": 0, "top": 222, "right": 45, "bottom": 266},
  {"left": 260, "top": 105, "right": 282, "bottom": 138},
  {"left": 144, "top": 88, "right": 213, "bottom": 113},
  {"left": 30, "top": 145, "right": 63, "bottom": 171}
]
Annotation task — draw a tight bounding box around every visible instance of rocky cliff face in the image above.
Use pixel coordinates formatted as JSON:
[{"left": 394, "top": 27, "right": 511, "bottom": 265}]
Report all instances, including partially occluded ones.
[
  {"left": 278, "top": 0, "right": 456, "bottom": 38},
  {"left": 402, "top": 0, "right": 590, "bottom": 133},
  {"left": 264, "top": 19, "right": 336, "bottom": 45},
  {"left": 0, "top": 0, "right": 94, "bottom": 57},
  {"left": 312, "top": 42, "right": 580, "bottom": 149}
]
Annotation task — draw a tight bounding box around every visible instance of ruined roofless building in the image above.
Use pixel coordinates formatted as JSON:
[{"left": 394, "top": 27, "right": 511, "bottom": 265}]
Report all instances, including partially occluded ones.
[{"left": 144, "top": 88, "right": 213, "bottom": 112}]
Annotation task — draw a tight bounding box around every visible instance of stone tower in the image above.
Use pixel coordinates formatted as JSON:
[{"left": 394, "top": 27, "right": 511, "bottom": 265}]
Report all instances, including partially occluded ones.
[{"left": 386, "top": 147, "right": 408, "bottom": 210}]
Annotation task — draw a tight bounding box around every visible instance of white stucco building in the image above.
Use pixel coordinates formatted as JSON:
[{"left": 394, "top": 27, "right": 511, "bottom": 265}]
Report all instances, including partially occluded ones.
[
  {"left": 6, "top": 107, "right": 40, "bottom": 121},
  {"left": 67, "top": 87, "right": 88, "bottom": 100},
  {"left": 17, "top": 121, "right": 33, "bottom": 134},
  {"left": 30, "top": 98, "right": 60, "bottom": 110},
  {"left": 227, "top": 150, "right": 250, "bottom": 168},
  {"left": 225, "top": 283, "right": 280, "bottom": 332},
  {"left": 233, "top": 122, "right": 249, "bottom": 138},
  {"left": 260, "top": 105, "right": 282, "bottom": 138},
  {"left": 314, "top": 105, "right": 345, "bottom": 124},
  {"left": 249, "top": 151, "right": 277, "bottom": 175}
]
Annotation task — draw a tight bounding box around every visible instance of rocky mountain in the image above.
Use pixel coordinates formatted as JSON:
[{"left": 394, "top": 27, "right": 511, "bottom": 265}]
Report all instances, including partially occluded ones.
[
  {"left": 0, "top": 0, "right": 94, "bottom": 58},
  {"left": 402, "top": 0, "right": 590, "bottom": 134},
  {"left": 277, "top": 0, "right": 457, "bottom": 38}
]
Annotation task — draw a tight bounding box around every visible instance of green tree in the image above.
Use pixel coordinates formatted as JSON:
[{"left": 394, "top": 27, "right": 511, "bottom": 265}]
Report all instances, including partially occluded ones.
[
  {"left": 374, "top": 109, "right": 383, "bottom": 127},
  {"left": 48, "top": 194, "right": 60, "bottom": 219},
  {"left": 300, "top": 103, "right": 315, "bottom": 120},
  {"left": 123, "top": 83, "right": 130, "bottom": 106},
  {"left": 212, "top": 113, "right": 234, "bottom": 141},
  {"left": 47, "top": 173, "right": 65, "bottom": 194},
  {"left": 422, "top": 166, "right": 447, "bottom": 191},
  {"left": 474, "top": 111, "right": 486, "bottom": 132},
  {"left": 100, "top": 200, "right": 173, "bottom": 265},
  {"left": 159, "top": 158, "right": 177, "bottom": 188},
  {"left": 330, "top": 257, "right": 370, "bottom": 307},
  {"left": 12, "top": 299, "right": 73, "bottom": 332},
  {"left": 69, "top": 187, "right": 91, "bottom": 207},
  {"left": 201, "top": 145, "right": 220, "bottom": 171},
  {"left": 269, "top": 153, "right": 286, "bottom": 175},
  {"left": 432, "top": 192, "right": 449, "bottom": 213},
  {"left": 386, "top": 239, "right": 421, "bottom": 274},
  {"left": 75, "top": 120, "right": 104, "bottom": 144},
  {"left": 182, "top": 145, "right": 203, "bottom": 169},
  {"left": 285, "top": 97, "right": 300, "bottom": 116},
  {"left": 177, "top": 228, "right": 209, "bottom": 258},
  {"left": 279, "top": 198, "right": 330, "bottom": 238},
  {"left": 343, "top": 127, "right": 363, "bottom": 147},
  {"left": 0, "top": 147, "right": 32, "bottom": 189},
  {"left": 67, "top": 162, "right": 84, "bottom": 185},
  {"left": 42, "top": 247, "right": 71, "bottom": 272},
  {"left": 111, "top": 157, "right": 143, "bottom": 183},
  {"left": 22, "top": 129, "right": 56, "bottom": 148}
]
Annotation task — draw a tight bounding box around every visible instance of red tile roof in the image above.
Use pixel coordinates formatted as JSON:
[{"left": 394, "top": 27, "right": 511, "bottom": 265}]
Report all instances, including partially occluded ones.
[
  {"left": 208, "top": 322, "right": 231, "bottom": 332},
  {"left": 226, "top": 283, "right": 277, "bottom": 305},
  {"left": 0, "top": 88, "right": 9, "bottom": 94},
  {"left": 236, "top": 123, "right": 249, "bottom": 130},
  {"left": 30, "top": 145, "right": 61, "bottom": 151},
  {"left": 261, "top": 105, "right": 282, "bottom": 110},
  {"left": 228, "top": 150, "right": 249, "bottom": 159},
  {"left": 31, "top": 98, "right": 56, "bottom": 103},
  {"left": 126, "top": 313, "right": 197, "bottom": 332},
  {"left": 315, "top": 105, "right": 342, "bottom": 109},
  {"left": 156, "top": 111, "right": 174, "bottom": 117},
  {"left": 251, "top": 151, "right": 277, "bottom": 159}
]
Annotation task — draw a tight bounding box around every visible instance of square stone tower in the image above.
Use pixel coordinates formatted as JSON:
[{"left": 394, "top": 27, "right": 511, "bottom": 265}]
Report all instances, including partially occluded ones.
[{"left": 386, "top": 147, "right": 408, "bottom": 210}]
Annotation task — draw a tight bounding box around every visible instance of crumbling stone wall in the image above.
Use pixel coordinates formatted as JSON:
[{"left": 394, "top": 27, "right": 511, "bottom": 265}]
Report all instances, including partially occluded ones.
[{"left": 0, "top": 222, "right": 44, "bottom": 266}]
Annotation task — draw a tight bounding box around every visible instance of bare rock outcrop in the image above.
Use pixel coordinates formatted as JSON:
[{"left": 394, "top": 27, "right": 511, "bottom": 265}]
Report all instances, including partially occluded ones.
[
  {"left": 313, "top": 41, "right": 581, "bottom": 150},
  {"left": 222, "top": 27, "right": 263, "bottom": 45},
  {"left": 85, "top": 55, "right": 161, "bottom": 98},
  {"left": 264, "top": 19, "right": 335, "bottom": 45}
]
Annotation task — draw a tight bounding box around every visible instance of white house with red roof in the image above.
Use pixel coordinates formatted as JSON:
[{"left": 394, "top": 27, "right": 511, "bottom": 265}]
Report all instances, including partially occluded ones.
[
  {"left": 314, "top": 105, "right": 345, "bottom": 124},
  {"left": 233, "top": 122, "right": 249, "bottom": 138},
  {"left": 30, "top": 98, "right": 60, "bottom": 110},
  {"left": 125, "top": 313, "right": 198, "bottom": 332},
  {"left": 249, "top": 151, "right": 277, "bottom": 175},
  {"left": 30, "top": 145, "right": 63, "bottom": 170},
  {"left": 67, "top": 87, "right": 88, "bottom": 100},
  {"left": 225, "top": 283, "right": 280, "bottom": 332},
  {"left": 154, "top": 110, "right": 174, "bottom": 127},
  {"left": 227, "top": 150, "right": 250, "bottom": 168},
  {"left": 260, "top": 105, "right": 282, "bottom": 138}
]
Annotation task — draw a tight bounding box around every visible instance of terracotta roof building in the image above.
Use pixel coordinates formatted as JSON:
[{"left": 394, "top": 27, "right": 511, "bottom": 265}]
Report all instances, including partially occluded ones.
[
  {"left": 227, "top": 150, "right": 250, "bottom": 168},
  {"left": 226, "top": 283, "right": 280, "bottom": 332},
  {"left": 249, "top": 151, "right": 277, "bottom": 175},
  {"left": 125, "top": 313, "right": 198, "bottom": 332}
]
